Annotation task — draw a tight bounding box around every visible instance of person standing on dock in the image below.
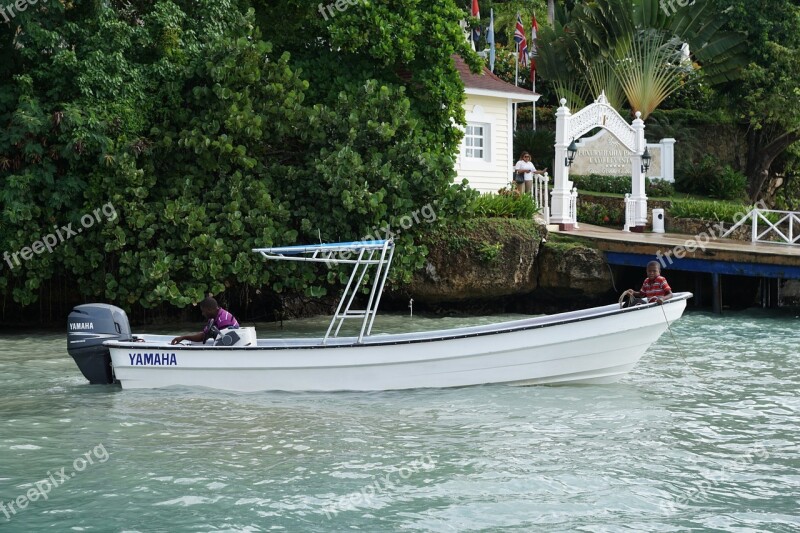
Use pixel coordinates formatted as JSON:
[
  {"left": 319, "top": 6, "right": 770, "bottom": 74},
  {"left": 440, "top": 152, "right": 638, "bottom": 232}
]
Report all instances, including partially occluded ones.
[
  {"left": 623, "top": 261, "right": 673, "bottom": 306},
  {"left": 513, "top": 151, "right": 547, "bottom": 195}
]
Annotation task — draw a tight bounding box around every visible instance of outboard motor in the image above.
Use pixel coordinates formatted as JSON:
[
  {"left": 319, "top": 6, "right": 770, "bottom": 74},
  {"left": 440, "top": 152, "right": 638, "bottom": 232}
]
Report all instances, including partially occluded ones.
[{"left": 67, "top": 304, "right": 131, "bottom": 384}]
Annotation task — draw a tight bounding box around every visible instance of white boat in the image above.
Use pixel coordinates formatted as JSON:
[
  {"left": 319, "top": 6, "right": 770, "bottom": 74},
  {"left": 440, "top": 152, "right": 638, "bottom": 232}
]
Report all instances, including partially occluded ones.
[{"left": 66, "top": 239, "right": 691, "bottom": 391}]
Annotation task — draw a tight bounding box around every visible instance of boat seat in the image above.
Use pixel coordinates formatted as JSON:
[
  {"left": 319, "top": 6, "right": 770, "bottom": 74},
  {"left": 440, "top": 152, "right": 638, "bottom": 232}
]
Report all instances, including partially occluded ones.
[{"left": 214, "top": 327, "right": 256, "bottom": 347}]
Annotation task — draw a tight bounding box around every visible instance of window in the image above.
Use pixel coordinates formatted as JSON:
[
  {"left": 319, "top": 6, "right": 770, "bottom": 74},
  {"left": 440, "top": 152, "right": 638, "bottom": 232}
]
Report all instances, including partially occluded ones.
[{"left": 465, "top": 123, "right": 488, "bottom": 160}]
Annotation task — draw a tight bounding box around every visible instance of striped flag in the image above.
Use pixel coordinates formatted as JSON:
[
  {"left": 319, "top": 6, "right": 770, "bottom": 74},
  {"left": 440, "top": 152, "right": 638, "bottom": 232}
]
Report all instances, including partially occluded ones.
[
  {"left": 471, "top": 0, "right": 480, "bottom": 44},
  {"left": 514, "top": 13, "right": 528, "bottom": 67}
]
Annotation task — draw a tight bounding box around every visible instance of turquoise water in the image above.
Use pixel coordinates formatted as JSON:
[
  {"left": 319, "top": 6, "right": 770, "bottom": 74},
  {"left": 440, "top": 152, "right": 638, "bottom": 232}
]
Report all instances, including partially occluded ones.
[{"left": 1, "top": 310, "right": 798, "bottom": 532}]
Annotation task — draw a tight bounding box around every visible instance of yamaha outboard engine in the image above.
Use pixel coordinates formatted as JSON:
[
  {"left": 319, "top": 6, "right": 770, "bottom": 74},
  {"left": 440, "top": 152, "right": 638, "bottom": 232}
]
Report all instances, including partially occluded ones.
[{"left": 67, "top": 304, "right": 131, "bottom": 384}]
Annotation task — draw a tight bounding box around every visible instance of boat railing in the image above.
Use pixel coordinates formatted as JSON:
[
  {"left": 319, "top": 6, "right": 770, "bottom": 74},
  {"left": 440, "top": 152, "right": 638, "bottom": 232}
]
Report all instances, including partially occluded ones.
[{"left": 253, "top": 239, "right": 395, "bottom": 344}]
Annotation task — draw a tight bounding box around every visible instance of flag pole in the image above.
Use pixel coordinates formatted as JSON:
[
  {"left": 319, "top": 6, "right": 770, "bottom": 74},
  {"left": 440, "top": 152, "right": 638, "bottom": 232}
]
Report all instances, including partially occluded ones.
[
  {"left": 514, "top": 42, "right": 519, "bottom": 132},
  {"left": 532, "top": 10, "right": 537, "bottom": 131},
  {"left": 532, "top": 64, "right": 536, "bottom": 131},
  {"left": 488, "top": 8, "right": 495, "bottom": 73}
]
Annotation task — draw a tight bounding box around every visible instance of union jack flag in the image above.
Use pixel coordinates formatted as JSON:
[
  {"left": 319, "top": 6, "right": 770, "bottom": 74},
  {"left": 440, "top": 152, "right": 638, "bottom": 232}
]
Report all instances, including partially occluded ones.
[{"left": 514, "top": 14, "right": 528, "bottom": 67}]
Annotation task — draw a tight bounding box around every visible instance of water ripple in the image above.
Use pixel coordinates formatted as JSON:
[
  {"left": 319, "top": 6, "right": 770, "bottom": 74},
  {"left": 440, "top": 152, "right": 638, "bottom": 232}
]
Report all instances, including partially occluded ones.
[{"left": 0, "top": 311, "right": 798, "bottom": 531}]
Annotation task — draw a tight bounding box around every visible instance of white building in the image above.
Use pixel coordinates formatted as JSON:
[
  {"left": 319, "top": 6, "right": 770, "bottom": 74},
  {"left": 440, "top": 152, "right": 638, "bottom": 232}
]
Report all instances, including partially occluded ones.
[{"left": 453, "top": 56, "right": 540, "bottom": 193}]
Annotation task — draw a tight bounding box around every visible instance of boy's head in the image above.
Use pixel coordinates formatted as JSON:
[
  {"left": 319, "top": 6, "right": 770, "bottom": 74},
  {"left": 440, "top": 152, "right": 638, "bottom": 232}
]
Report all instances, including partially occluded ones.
[
  {"left": 646, "top": 261, "right": 661, "bottom": 280},
  {"left": 200, "top": 297, "right": 220, "bottom": 319}
]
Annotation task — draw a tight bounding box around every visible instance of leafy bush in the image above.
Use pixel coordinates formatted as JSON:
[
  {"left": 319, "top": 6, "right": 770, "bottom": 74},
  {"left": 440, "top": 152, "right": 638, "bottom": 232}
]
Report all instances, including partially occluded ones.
[
  {"left": 710, "top": 166, "right": 748, "bottom": 201},
  {"left": 675, "top": 156, "right": 748, "bottom": 200},
  {"left": 0, "top": 0, "right": 479, "bottom": 311},
  {"left": 669, "top": 199, "right": 772, "bottom": 222},
  {"left": 576, "top": 201, "right": 625, "bottom": 226},
  {"left": 472, "top": 190, "right": 538, "bottom": 219},
  {"left": 675, "top": 155, "right": 718, "bottom": 195},
  {"left": 571, "top": 174, "right": 630, "bottom": 194},
  {"left": 570, "top": 174, "right": 675, "bottom": 196},
  {"left": 647, "top": 178, "right": 676, "bottom": 197}
]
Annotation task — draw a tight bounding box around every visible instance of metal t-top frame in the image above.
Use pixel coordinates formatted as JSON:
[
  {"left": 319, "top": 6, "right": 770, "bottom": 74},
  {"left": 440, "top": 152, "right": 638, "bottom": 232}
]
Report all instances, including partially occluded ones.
[{"left": 253, "top": 240, "right": 395, "bottom": 344}]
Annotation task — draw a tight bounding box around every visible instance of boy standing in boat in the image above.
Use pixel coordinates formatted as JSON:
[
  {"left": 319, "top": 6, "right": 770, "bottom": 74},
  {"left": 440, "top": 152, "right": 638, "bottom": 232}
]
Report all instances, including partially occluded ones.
[
  {"left": 171, "top": 297, "right": 240, "bottom": 344},
  {"left": 623, "top": 261, "right": 672, "bottom": 306}
]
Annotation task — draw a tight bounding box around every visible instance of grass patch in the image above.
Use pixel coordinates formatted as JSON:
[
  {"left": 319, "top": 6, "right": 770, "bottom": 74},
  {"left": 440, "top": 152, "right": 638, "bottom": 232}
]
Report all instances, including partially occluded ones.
[
  {"left": 544, "top": 233, "right": 597, "bottom": 250},
  {"left": 669, "top": 199, "right": 773, "bottom": 222}
]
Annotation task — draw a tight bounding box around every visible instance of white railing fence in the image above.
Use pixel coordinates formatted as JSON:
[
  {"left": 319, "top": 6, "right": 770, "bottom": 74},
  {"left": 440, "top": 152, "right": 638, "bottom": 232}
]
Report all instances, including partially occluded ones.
[
  {"left": 534, "top": 172, "right": 550, "bottom": 223},
  {"left": 623, "top": 193, "right": 636, "bottom": 232},
  {"left": 569, "top": 187, "right": 579, "bottom": 228},
  {"left": 721, "top": 208, "right": 800, "bottom": 245}
]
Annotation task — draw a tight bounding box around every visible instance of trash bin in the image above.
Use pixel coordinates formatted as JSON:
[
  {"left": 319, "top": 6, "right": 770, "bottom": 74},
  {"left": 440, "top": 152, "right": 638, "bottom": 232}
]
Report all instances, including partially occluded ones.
[{"left": 652, "top": 208, "right": 665, "bottom": 233}]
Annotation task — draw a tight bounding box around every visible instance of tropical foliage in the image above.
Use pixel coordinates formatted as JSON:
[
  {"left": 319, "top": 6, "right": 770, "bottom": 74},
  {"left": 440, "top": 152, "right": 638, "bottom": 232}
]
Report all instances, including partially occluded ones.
[
  {"left": 576, "top": 201, "right": 624, "bottom": 227},
  {"left": 668, "top": 199, "right": 772, "bottom": 223},
  {"left": 0, "top": 0, "right": 479, "bottom": 312},
  {"left": 571, "top": 175, "right": 675, "bottom": 197},
  {"left": 708, "top": 0, "right": 800, "bottom": 201},
  {"left": 536, "top": 0, "right": 747, "bottom": 118},
  {"left": 472, "top": 189, "right": 538, "bottom": 219},
  {"left": 675, "top": 156, "right": 749, "bottom": 201}
]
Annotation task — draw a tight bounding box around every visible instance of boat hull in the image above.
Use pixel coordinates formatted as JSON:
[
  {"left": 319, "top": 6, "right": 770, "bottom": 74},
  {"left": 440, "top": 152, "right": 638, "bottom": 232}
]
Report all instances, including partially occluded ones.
[{"left": 106, "top": 294, "right": 690, "bottom": 391}]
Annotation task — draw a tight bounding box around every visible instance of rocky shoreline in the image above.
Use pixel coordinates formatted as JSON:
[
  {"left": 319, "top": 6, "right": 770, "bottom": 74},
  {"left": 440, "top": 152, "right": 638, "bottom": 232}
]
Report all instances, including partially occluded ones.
[{"left": 390, "top": 216, "right": 616, "bottom": 315}]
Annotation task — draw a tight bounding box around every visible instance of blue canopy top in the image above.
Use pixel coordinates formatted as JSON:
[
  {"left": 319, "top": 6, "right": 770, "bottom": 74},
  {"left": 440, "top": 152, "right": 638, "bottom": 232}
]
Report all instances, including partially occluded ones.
[{"left": 253, "top": 240, "right": 391, "bottom": 256}]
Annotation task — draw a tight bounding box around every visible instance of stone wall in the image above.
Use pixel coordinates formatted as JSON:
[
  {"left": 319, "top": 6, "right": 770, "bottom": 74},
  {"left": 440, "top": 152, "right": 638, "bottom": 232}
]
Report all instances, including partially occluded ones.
[
  {"left": 533, "top": 243, "right": 615, "bottom": 306},
  {"left": 781, "top": 280, "right": 800, "bottom": 306},
  {"left": 404, "top": 216, "right": 614, "bottom": 309},
  {"left": 408, "top": 218, "right": 544, "bottom": 303}
]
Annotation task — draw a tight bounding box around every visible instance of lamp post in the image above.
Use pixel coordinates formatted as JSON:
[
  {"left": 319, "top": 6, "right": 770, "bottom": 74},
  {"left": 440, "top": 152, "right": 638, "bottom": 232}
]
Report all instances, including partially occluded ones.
[
  {"left": 641, "top": 146, "right": 651, "bottom": 174},
  {"left": 565, "top": 139, "right": 578, "bottom": 167}
]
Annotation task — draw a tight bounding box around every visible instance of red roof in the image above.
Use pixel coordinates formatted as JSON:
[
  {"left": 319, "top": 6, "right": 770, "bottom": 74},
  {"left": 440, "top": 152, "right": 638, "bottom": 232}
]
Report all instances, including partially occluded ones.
[{"left": 453, "top": 55, "right": 539, "bottom": 98}]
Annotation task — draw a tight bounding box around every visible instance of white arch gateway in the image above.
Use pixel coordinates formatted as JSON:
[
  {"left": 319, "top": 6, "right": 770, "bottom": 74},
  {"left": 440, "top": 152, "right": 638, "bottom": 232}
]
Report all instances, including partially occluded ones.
[{"left": 552, "top": 93, "right": 648, "bottom": 231}]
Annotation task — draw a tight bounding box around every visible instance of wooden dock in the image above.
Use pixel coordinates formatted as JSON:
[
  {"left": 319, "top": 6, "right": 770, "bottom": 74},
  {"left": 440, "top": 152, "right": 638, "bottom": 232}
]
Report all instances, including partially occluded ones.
[{"left": 551, "top": 224, "right": 800, "bottom": 311}]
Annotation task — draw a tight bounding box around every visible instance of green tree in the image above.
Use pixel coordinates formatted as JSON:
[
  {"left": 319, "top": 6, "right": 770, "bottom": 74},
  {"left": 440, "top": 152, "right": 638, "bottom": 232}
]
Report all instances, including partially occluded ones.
[
  {"left": 251, "top": 0, "right": 480, "bottom": 280},
  {"left": 0, "top": 0, "right": 481, "bottom": 313},
  {"left": 709, "top": 0, "right": 800, "bottom": 201},
  {"left": 536, "top": 0, "right": 747, "bottom": 118},
  {"left": 0, "top": 0, "right": 288, "bottom": 308}
]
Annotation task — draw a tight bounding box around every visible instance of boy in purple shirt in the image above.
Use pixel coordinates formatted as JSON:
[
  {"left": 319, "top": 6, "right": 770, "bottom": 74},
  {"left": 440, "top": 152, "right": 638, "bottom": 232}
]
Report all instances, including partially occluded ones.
[{"left": 171, "top": 297, "right": 239, "bottom": 345}]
